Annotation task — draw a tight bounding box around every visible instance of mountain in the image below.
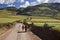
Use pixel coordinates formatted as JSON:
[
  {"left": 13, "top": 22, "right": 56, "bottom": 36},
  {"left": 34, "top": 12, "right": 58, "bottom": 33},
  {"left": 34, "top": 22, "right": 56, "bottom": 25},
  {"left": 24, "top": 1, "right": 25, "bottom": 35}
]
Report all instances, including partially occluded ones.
[
  {"left": 0, "top": 3, "right": 60, "bottom": 19},
  {"left": 17, "top": 3, "right": 60, "bottom": 18},
  {"left": 0, "top": 7, "right": 17, "bottom": 16}
]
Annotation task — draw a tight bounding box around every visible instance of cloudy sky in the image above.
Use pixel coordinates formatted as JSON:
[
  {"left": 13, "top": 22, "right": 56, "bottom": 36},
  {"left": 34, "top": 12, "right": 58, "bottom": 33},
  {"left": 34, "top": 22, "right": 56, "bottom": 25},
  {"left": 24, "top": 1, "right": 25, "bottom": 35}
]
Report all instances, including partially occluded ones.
[{"left": 0, "top": 0, "right": 60, "bottom": 8}]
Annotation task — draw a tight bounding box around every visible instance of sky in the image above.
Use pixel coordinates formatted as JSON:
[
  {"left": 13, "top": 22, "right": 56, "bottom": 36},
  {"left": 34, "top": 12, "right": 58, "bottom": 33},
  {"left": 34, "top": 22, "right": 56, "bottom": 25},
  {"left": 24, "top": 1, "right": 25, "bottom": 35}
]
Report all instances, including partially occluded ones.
[{"left": 0, "top": 0, "right": 60, "bottom": 8}]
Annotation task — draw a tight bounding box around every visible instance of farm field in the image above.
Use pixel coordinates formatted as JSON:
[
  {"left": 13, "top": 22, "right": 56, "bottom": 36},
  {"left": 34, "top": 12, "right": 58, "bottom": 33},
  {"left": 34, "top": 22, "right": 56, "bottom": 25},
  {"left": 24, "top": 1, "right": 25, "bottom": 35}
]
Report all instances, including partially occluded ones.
[
  {"left": 0, "top": 15, "right": 60, "bottom": 31},
  {"left": 27, "top": 16, "right": 60, "bottom": 31},
  {"left": 0, "top": 15, "right": 27, "bottom": 23}
]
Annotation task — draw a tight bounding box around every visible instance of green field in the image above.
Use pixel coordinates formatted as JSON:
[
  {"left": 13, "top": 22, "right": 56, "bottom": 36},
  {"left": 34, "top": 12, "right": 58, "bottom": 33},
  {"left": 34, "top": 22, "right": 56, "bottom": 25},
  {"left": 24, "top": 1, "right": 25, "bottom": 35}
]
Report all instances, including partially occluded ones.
[
  {"left": 0, "top": 15, "right": 60, "bottom": 31},
  {"left": 27, "top": 16, "right": 60, "bottom": 31},
  {"left": 0, "top": 15, "right": 27, "bottom": 23}
]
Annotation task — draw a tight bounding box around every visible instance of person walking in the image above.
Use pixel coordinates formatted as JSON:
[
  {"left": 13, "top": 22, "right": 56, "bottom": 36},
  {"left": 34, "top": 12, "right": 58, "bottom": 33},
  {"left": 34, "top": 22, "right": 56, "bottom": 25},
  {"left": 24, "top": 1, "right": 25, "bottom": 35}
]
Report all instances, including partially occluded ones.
[
  {"left": 25, "top": 25, "right": 28, "bottom": 32},
  {"left": 22, "top": 24, "right": 25, "bottom": 32}
]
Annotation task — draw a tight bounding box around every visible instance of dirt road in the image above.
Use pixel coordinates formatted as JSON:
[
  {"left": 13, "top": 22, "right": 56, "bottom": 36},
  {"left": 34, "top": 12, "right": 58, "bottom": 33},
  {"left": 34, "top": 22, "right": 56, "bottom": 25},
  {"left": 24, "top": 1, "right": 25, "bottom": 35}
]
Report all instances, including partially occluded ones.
[
  {"left": 0, "top": 23, "right": 41, "bottom": 40},
  {"left": 17, "top": 31, "right": 41, "bottom": 40}
]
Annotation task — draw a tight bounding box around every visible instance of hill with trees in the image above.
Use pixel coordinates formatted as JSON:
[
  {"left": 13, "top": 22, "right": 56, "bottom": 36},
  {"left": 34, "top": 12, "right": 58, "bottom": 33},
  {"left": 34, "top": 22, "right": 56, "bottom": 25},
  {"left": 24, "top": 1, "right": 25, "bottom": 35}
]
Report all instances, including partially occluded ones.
[
  {"left": 17, "top": 3, "right": 60, "bottom": 19},
  {"left": 0, "top": 3, "right": 60, "bottom": 19},
  {"left": 0, "top": 7, "right": 17, "bottom": 16}
]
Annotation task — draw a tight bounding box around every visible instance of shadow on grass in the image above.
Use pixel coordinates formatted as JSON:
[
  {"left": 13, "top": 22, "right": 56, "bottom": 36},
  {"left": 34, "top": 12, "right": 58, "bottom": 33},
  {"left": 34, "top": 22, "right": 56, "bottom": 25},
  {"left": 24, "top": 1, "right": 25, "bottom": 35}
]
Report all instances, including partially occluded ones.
[{"left": 26, "top": 23, "right": 60, "bottom": 40}]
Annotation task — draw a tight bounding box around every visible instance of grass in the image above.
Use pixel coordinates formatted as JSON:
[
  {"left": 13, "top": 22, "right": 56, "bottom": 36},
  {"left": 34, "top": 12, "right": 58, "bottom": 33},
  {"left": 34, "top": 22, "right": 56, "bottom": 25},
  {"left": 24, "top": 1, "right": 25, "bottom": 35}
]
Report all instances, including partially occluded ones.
[
  {"left": 27, "top": 16, "right": 60, "bottom": 31},
  {"left": 34, "top": 23, "right": 60, "bottom": 31},
  {"left": 0, "top": 18, "right": 20, "bottom": 23},
  {"left": 30, "top": 19, "right": 60, "bottom": 23},
  {"left": 0, "top": 15, "right": 28, "bottom": 23},
  {"left": 0, "top": 14, "right": 60, "bottom": 31}
]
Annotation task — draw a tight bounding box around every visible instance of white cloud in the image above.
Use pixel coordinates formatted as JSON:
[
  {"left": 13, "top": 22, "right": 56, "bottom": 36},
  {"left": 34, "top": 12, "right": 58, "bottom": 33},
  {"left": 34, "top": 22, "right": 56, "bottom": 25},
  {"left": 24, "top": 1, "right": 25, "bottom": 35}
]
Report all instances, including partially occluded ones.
[
  {"left": 36, "top": 0, "right": 60, "bottom": 4},
  {"left": 20, "top": 3, "right": 26, "bottom": 8},
  {"left": 36, "top": 0, "right": 42, "bottom": 3},
  {"left": 0, "top": 0, "right": 60, "bottom": 8},
  {"left": 37, "top": 0, "right": 41, "bottom": 2},
  {"left": 17, "top": 0, "right": 24, "bottom": 3},
  {"left": 58, "top": 0, "right": 60, "bottom": 3},
  {"left": 44, "top": 0, "right": 49, "bottom": 3},
  {"left": 7, "top": 4, "right": 15, "bottom": 7},
  {"left": 20, "top": 0, "right": 49, "bottom": 8},
  {"left": 4, "top": 0, "right": 16, "bottom": 4},
  {"left": 50, "top": 0, "right": 60, "bottom": 3},
  {"left": 25, "top": 1, "right": 30, "bottom": 6},
  {"left": 20, "top": 1, "right": 30, "bottom": 8},
  {"left": 20, "top": 0, "right": 24, "bottom": 3},
  {"left": 0, "top": 0, "right": 5, "bottom": 4},
  {"left": 0, "top": 0, "right": 16, "bottom": 4},
  {"left": 30, "top": 0, "right": 43, "bottom": 6},
  {"left": 30, "top": 2, "right": 38, "bottom": 6},
  {"left": 0, "top": 0, "right": 25, "bottom": 4}
]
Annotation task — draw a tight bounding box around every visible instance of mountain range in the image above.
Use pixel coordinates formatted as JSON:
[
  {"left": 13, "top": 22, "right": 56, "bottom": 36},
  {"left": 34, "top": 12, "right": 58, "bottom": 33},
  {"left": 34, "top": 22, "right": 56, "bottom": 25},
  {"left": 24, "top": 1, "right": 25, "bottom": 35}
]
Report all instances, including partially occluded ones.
[
  {"left": 17, "top": 3, "right": 59, "bottom": 16},
  {"left": 0, "top": 3, "right": 60, "bottom": 19}
]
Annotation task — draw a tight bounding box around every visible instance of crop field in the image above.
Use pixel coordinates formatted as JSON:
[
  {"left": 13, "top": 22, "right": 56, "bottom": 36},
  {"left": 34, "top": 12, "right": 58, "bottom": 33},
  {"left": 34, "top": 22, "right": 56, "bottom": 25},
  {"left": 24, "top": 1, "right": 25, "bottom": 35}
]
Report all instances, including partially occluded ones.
[
  {"left": 31, "top": 19, "right": 60, "bottom": 23},
  {"left": 0, "top": 15, "right": 60, "bottom": 31},
  {"left": 27, "top": 16, "right": 60, "bottom": 31},
  {"left": 0, "top": 18, "right": 19, "bottom": 23},
  {"left": 0, "top": 15, "right": 27, "bottom": 23}
]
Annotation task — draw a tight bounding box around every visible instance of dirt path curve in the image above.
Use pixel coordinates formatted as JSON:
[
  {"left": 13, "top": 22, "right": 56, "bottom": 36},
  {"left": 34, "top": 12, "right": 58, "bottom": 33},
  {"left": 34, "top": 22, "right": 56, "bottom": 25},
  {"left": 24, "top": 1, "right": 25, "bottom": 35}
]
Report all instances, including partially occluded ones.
[{"left": 0, "top": 23, "right": 41, "bottom": 40}]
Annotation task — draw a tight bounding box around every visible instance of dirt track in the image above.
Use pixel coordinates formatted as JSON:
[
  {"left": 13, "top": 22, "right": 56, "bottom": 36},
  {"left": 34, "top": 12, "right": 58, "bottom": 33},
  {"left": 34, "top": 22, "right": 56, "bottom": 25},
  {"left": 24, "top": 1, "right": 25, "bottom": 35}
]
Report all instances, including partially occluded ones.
[{"left": 0, "top": 23, "right": 41, "bottom": 40}]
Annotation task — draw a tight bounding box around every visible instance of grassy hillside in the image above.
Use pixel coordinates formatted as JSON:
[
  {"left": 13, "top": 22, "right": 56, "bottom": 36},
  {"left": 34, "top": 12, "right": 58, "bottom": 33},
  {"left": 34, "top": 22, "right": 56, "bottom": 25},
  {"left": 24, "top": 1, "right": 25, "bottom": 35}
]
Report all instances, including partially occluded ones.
[
  {"left": 17, "top": 3, "right": 60, "bottom": 19},
  {"left": 0, "top": 7, "right": 27, "bottom": 23},
  {"left": 1, "top": 3, "right": 60, "bottom": 18}
]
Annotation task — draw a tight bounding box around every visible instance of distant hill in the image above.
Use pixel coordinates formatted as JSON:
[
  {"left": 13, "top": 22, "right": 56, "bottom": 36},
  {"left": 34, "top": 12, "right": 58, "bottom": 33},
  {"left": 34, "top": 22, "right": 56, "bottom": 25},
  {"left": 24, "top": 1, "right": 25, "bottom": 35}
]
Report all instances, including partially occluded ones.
[
  {"left": 17, "top": 3, "right": 60, "bottom": 18},
  {"left": 0, "top": 7, "right": 17, "bottom": 16},
  {"left": 0, "top": 3, "right": 60, "bottom": 19}
]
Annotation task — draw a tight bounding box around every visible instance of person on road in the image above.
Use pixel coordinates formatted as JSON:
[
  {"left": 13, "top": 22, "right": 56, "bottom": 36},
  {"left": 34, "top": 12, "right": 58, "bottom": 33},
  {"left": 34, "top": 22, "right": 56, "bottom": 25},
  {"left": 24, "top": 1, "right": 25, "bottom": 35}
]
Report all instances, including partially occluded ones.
[
  {"left": 25, "top": 25, "right": 28, "bottom": 32},
  {"left": 22, "top": 24, "right": 25, "bottom": 31},
  {"left": 18, "top": 22, "right": 25, "bottom": 32}
]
